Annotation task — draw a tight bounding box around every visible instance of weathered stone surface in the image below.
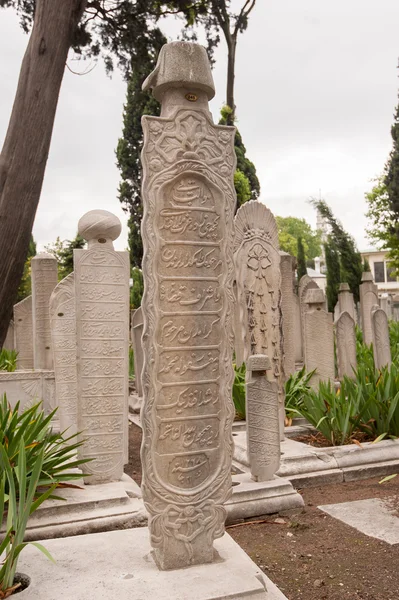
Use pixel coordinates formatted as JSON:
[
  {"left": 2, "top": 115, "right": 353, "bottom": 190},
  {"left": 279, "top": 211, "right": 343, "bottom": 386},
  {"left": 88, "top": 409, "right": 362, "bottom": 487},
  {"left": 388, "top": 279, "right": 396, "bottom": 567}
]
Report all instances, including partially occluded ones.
[
  {"left": 246, "top": 355, "right": 280, "bottom": 482},
  {"left": 303, "top": 288, "right": 335, "bottom": 388},
  {"left": 0, "top": 370, "right": 56, "bottom": 415},
  {"left": 233, "top": 281, "right": 246, "bottom": 367},
  {"left": 3, "top": 320, "right": 14, "bottom": 350},
  {"left": 141, "top": 41, "right": 236, "bottom": 570},
  {"left": 298, "top": 275, "right": 319, "bottom": 361},
  {"left": 293, "top": 294, "right": 302, "bottom": 363},
  {"left": 379, "top": 293, "right": 393, "bottom": 319},
  {"left": 338, "top": 282, "right": 356, "bottom": 321},
  {"left": 279, "top": 252, "right": 296, "bottom": 378},
  {"left": 336, "top": 311, "right": 357, "bottom": 379},
  {"left": 31, "top": 253, "right": 58, "bottom": 370},
  {"left": 360, "top": 272, "right": 379, "bottom": 346},
  {"left": 371, "top": 305, "right": 391, "bottom": 370},
  {"left": 75, "top": 210, "right": 129, "bottom": 485},
  {"left": 13, "top": 296, "right": 34, "bottom": 369},
  {"left": 50, "top": 273, "right": 78, "bottom": 436},
  {"left": 131, "top": 307, "right": 144, "bottom": 397}
]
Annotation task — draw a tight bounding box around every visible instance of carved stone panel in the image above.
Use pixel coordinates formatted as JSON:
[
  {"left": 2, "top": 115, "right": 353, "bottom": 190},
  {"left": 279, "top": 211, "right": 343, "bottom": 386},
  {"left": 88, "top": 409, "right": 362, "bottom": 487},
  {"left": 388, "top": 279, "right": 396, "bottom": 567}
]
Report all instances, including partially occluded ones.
[
  {"left": 371, "top": 306, "right": 392, "bottom": 370},
  {"left": 50, "top": 273, "right": 78, "bottom": 436},
  {"left": 141, "top": 42, "right": 236, "bottom": 570},
  {"left": 279, "top": 252, "right": 296, "bottom": 378},
  {"left": 14, "top": 296, "right": 33, "bottom": 369},
  {"left": 31, "top": 253, "right": 58, "bottom": 370},
  {"left": 74, "top": 211, "right": 129, "bottom": 484},
  {"left": 298, "top": 275, "right": 319, "bottom": 361},
  {"left": 293, "top": 294, "right": 302, "bottom": 364},
  {"left": 3, "top": 321, "right": 15, "bottom": 351},
  {"left": 246, "top": 355, "right": 280, "bottom": 482},
  {"left": 360, "top": 272, "right": 379, "bottom": 346},
  {"left": 0, "top": 370, "right": 55, "bottom": 415},
  {"left": 336, "top": 311, "right": 357, "bottom": 379},
  {"left": 131, "top": 306, "right": 144, "bottom": 397},
  {"left": 303, "top": 289, "right": 335, "bottom": 388}
]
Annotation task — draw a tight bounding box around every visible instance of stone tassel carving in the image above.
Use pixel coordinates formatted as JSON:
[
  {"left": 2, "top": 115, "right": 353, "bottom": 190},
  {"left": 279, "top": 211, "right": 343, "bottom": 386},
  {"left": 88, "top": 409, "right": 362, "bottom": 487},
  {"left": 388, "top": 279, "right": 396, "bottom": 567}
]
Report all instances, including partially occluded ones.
[
  {"left": 131, "top": 306, "right": 144, "bottom": 397},
  {"left": 336, "top": 311, "right": 357, "bottom": 380},
  {"left": 246, "top": 354, "right": 280, "bottom": 482},
  {"left": 13, "top": 296, "right": 34, "bottom": 369},
  {"left": 50, "top": 273, "right": 78, "bottom": 436},
  {"left": 360, "top": 272, "right": 379, "bottom": 346},
  {"left": 303, "top": 288, "right": 335, "bottom": 389},
  {"left": 74, "top": 210, "right": 129, "bottom": 484},
  {"left": 140, "top": 41, "right": 236, "bottom": 570},
  {"left": 31, "top": 252, "right": 58, "bottom": 370},
  {"left": 234, "top": 200, "right": 284, "bottom": 438},
  {"left": 371, "top": 305, "right": 392, "bottom": 370}
]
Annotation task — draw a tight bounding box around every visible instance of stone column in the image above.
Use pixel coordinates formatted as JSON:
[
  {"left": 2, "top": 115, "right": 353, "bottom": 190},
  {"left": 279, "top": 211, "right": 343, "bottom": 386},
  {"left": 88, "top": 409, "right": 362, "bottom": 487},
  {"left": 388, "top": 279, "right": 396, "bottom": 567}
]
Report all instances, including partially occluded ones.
[
  {"left": 50, "top": 273, "right": 78, "bottom": 436},
  {"left": 246, "top": 354, "right": 280, "bottom": 482},
  {"left": 141, "top": 42, "right": 236, "bottom": 570},
  {"left": 279, "top": 251, "right": 296, "bottom": 378},
  {"left": 31, "top": 252, "right": 58, "bottom": 370},
  {"left": 13, "top": 296, "right": 33, "bottom": 369},
  {"left": 338, "top": 282, "right": 355, "bottom": 321},
  {"left": 131, "top": 306, "right": 144, "bottom": 397},
  {"left": 371, "top": 305, "right": 392, "bottom": 370},
  {"left": 336, "top": 311, "right": 357, "bottom": 379},
  {"left": 360, "top": 272, "right": 379, "bottom": 346},
  {"left": 74, "top": 210, "right": 129, "bottom": 484},
  {"left": 303, "top": 288, "right": 335, "bottom": 388}
]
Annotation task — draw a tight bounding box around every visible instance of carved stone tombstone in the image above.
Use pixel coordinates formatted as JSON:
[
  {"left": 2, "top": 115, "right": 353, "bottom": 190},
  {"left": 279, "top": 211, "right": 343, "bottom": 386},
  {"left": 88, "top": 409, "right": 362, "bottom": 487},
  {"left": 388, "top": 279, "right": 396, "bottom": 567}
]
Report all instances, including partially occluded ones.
[
  {"left": 50, "top": 273, "right": 78, "bottom": 436},
  {"left": 360, "top": 272, "right": 379, "bottom": 346},
  {"left": 140, "top": 42, "right": 236, "bottom": 570},
  {"left": 13, "top": 296, "right": 34, "bottom": 369},
  {"left": 336, "top": 311, "right": 357, "bottom": 379},
  {"left": 2, "top": 321, "right": 15, "bottom": 350},
  {"left": 74, "top": 210, "right": 129, "bottom": 484},
  {"left": 380, "top": 293, "right": 393, "bottom": 320},
  {"left": 303, "top": 288, "right": 335, "bottom": 388},
  {"left": 279, "top": 251, "right": 296, "bottom": 378},
  {"left": 298, "top": 275, "right": 319, "bottom": 360},
  {"left": 246, "top": 354, "right": 280, "bottom": 482},
  {"left": 31, "top": 252, "right": 58, "bottom": 370},
  {"left": 131, "top": 306, "right": 144, "bottom": 397},
  {"left": 371, "top": 305, "right": 392, "bottom": 370},
  {"left": 338, "top": 282, "right": 355, "bottom": 321}
]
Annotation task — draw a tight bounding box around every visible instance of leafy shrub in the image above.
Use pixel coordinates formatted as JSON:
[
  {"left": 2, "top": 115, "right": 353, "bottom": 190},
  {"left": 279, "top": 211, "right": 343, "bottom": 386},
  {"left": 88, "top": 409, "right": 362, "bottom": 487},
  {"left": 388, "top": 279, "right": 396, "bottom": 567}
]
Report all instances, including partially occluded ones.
[
  {"left": 129, "top": 347, "right": 135, "bottom": 379},
  {"left": 232, "top": 363, "right": 246, "bottom": 420},
  {"left": 285, "top": 366, "right": 314, "bottom": 424},
  {"left": 0, "top": 350, "right": 18, "bottom": 373}
]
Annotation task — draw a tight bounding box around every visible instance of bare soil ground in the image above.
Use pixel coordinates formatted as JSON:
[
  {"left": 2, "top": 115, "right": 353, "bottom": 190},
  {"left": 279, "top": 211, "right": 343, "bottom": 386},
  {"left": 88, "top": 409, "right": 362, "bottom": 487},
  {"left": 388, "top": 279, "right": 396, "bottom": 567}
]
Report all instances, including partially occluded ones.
[{"left": 127, "top": 421, "right": 399, "bottom": 600}]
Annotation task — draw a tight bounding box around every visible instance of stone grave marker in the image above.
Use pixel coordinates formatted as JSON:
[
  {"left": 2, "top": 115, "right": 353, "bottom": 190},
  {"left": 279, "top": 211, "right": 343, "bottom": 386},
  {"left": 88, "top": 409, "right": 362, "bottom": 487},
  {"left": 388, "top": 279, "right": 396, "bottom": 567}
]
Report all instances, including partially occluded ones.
[
  {"left": 371, "top": 305, "right": 392, "bottom": 370},
  {"left": 303, "top": 287, "right": 335, "bottom": 388},
  {"left": 360, "top": 271, "right": 379, "bottom": 346},
  {"left": 3, "top": 321, "right": 15, "bottom": 351},
  {"left": 50, "top": 273, "right": 78, "bottom": 436},
  {"left": 279, "top": 251, "right": 296, "bottom": 378},
  {"left": 131, "top": 306, "right": 144, "bottom": 397},
  {"left": 298, "top": 274, "right": 319, "bottom": 360},
  {"left": 246, "top": 354, "right": 280, "bottom": 482},
  {"left": 140, "top": 41, "right": 236, "bottom": 570},
  {"left": 338, "top": 282, "right": 356, "bottom": 321},
  {"left": 31, "top": 252, "right": 58, "bottom": 370},
  {"left": 13, "top": 295, "right": 34, "bottom": 369},
  {"left": 336, "top": 311, "right": 357, "bottom": 379},
  {"left": 74, "top": 210, "right": 129, "bottom": 484}
]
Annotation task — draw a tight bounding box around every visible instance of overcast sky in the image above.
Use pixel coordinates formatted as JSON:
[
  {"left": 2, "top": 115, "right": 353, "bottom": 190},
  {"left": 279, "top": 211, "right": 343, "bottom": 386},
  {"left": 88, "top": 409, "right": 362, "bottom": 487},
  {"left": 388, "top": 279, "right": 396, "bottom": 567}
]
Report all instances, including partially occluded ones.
[{"left": 1, "top": 1, "right": 399, "bottom": 252}]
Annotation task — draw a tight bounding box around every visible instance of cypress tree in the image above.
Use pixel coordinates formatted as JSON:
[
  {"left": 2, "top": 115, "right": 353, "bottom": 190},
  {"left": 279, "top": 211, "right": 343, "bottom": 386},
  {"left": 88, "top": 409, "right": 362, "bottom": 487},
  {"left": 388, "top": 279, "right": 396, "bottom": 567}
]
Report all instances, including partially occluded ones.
[
  {"left": 385, "top": 98, "right": 399, "bottom": 214},
  {"left": 325, "top": 241, "right": 341, "bottom": 313},
  {"left": 297, "top": 237, "right": 307, "bottom": 282}
]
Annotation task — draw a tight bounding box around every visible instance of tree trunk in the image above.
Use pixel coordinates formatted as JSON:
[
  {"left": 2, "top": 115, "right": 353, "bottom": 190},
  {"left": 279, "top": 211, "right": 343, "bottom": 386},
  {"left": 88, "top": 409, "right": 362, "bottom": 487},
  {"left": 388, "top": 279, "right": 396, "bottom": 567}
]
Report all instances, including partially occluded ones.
[
  {"left": 226, "top": 36, "right": 237, "bottom": 125},
  {"left": 0, "top": 0, "right": 86, "bottom": 346}
]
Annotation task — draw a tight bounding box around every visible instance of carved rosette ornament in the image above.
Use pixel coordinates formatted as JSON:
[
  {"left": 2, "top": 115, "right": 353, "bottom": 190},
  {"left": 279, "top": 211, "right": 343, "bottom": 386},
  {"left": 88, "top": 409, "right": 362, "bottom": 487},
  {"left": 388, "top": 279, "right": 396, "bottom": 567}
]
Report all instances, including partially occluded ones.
[
  {"left": 140, "top": 42, "right": 236, "bottom": 570},
  {"left": 74, "top": 210, "right": 129, "bottom": 484}
]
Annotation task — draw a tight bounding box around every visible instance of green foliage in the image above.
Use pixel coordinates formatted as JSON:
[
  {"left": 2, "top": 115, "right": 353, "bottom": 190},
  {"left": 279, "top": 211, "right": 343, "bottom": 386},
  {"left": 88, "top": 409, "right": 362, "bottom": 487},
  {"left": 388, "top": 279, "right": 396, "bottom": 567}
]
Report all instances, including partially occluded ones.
[
  {"left": 232, "top": 362, "right": 246, "bottom": 420},
  {"left": 0, "top": 350, "right": 18, "bottom": 372},
  {"left": 363, "top": 257, "right": 371, "bottom": 272},
  {"left": 45, "top": 234, "right": 85, "bottom": 280},
  {"left": 311, "top": 199, "right": 363, "bottom": 302},
  {"left": 284, "top": 367, "right": 314, "bottom": 423},
  {"left": 365, "top": 175, "right": 399, "bottom": 274},
  {"left": 389, "top": 320, "right": 399, "bottom": 362},
  {"left": 234, "top": 170, "right": 251, "bottom": 206},
  {"left": 16, "top": 234, "right": 36, "bottom": 303},
  {"left": 276, "top": 216, "right": 321, "bottom": 260},
  {"left": 385, "top": 98, "right": 399, "bottom": 215},
  {"left": 296, "top": 237, "right": 307, "bottom": 282},
  {"left": 324, "top": 240, "right": 341, "bottom": 312},
  {"left": 131, "top": 267, "right": 144, "bottom": 309},
  {"left": 0, "top": 395, "right": 89, "bottom": 499},
  {"left": 129, "top": 347, "right": 135, "bottom": 379}
]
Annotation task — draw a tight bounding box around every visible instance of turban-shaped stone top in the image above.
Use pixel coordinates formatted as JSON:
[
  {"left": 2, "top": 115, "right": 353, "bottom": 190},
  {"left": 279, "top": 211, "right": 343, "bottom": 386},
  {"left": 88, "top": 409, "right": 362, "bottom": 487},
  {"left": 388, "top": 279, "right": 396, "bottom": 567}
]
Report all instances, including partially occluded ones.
[
  {"left": 361, "top": 271, "right": 374, "bottom": 282},
  {"left": 247, "top": 354, "right": 271, "bottom": 372},
  {"left": 143, "top": 41, "right": 215, "bottom": 102},
  {"left": 78, "top": 210, "right": 121, "bottom": 243}
]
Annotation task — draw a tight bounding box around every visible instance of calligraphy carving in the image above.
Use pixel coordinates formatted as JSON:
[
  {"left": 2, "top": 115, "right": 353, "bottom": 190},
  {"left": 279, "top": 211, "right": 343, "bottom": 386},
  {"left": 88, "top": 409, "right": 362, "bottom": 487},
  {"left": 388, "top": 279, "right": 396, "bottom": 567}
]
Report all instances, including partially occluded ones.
[
  {"left": 31, "top": 253, "right": 58, "bottom": 370},
  {"left": 140, "top": 42, "right": 236, "bottom": 570},
  {"left": 371, "top": 305, "right": 392, "bottom": 370}
]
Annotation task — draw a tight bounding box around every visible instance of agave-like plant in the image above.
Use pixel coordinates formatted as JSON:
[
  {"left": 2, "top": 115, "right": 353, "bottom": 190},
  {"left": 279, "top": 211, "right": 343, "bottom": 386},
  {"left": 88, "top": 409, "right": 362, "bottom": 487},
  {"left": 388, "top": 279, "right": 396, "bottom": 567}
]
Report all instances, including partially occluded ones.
[
  {"left": 284, "top": 366, "right": 315, "bottom": 425},
  {"left": 232, "top": 362, "right": 246, "bottom": 420},
  {"left": 0, "top": 350, "right": 18, "bottom": 373}
]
